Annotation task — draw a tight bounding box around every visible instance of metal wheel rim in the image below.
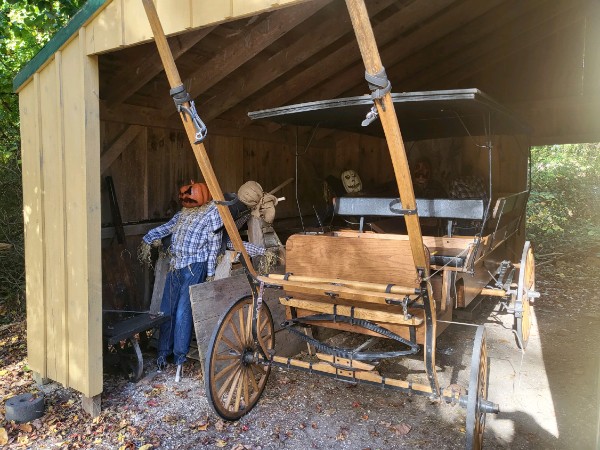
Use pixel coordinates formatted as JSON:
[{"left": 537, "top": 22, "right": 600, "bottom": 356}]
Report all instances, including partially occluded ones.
[
  {"left": 466, "top": 325, "right": 488, "bottom": 450},
  {"left": 515, "top": 241, "right": 535, "bottom": 349},
  {"left": 205, "top": 295, "right": 274, "bottom": 420}
]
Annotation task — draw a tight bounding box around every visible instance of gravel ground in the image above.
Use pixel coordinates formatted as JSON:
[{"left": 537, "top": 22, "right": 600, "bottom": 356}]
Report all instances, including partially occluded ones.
[{"left": 1, "top": 254, "right": 599, "bottom": 449}]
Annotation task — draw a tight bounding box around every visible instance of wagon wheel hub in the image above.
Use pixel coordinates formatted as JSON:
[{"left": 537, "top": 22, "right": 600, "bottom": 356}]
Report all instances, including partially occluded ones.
[{"left": 242, "top": 349, "right": 258, "bottom": 365}]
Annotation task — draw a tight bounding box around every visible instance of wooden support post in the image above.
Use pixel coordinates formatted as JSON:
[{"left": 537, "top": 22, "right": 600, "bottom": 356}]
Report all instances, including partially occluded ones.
[
  {"left": 32, "top": 372, "right": 50, "bottom": 387},
  {"left": 82, "top": 394, "right": 101, "bottom": 418},
  {"left": 344, "top": 0, "right": 439, "bottom": 395},
  {"left": 141, "top": 0, "right": 255, "bottom": 277}
]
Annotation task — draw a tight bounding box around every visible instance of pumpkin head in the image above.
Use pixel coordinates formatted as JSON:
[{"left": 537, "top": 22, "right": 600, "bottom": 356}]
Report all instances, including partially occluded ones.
[{"left": 179, "top": 181, "right": 212, "bottom": 208}]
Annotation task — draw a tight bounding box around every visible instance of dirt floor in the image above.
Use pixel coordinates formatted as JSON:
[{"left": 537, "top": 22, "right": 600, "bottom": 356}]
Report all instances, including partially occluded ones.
[{"left": 1, "top": 255, "right": 599, "bottom": 449}]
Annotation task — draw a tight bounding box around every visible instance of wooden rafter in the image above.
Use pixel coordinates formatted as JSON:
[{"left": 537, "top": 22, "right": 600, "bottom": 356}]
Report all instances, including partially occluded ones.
[
  {"left": 198, "top": 0, "right": 397, "bottom": 123},
  {"left": 159, "top": 0, "right": 332, "bottom": 117},
  {"left": 378, "top": 0, "right": 546, "bottom": 93},
  {"left": 231, "top": 0, "right": 459, "bottom": 128},
  {"left": 424, "top": 1, "right": 584, "bottom": 91},
  {"left": 303, "top": 0, "right": 506, "bottom": 104},
  {"left": 104, "top": 27, "right": 215, "bottom": 106}
]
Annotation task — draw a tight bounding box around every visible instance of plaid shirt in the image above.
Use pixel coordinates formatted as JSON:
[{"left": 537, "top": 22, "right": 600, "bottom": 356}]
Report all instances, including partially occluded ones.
[{"left": 143, "top": 203, "right": 264, "bottom": 275}]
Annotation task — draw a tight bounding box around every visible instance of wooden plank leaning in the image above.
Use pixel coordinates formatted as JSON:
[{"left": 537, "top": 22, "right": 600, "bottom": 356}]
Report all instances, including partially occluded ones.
[
  {"left": 141, "top": 0, "right": 256, "bottom": 277},
  {"left": 344, "top": 0, "right": 439, "bottom": 395}
]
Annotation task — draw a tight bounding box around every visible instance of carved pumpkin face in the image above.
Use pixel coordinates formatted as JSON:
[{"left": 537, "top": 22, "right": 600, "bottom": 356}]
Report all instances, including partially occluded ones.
[
  {"left": 341, "top": 169, "right": 362, "bottom": 193},
  {"left": 179, "top": 182, "right": 212, "bottom": 208}
]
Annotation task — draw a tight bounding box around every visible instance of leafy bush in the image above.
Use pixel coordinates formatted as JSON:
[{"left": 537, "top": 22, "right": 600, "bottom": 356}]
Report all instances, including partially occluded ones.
[{"left": 527, "top": 143, "right": 600, "bottom": 254}]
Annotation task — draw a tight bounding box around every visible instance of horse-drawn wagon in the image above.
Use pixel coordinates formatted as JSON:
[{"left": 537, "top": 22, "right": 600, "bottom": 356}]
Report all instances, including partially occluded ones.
[{"left": 141, "top": 1, "right": 540, "bottom": 447}]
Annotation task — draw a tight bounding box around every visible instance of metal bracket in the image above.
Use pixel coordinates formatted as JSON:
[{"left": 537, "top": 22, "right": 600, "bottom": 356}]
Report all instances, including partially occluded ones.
[
  {"left": 169, "top": 84, "right": 207, "bottom": 143},
  {"left": 388, "top": 199, "right": 418, "bottom": 216},
  {"left": 361, "top": 105, "right": 379, "bottom": 127}
]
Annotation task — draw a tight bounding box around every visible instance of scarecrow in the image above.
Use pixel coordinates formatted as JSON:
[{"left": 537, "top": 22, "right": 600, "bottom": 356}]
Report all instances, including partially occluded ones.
[{"left": 139, "top": 181, "right": 268, "bottom": 381}]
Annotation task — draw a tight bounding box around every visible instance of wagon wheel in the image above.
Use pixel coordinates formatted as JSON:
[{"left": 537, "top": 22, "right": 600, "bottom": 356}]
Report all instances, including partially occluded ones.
[
  {"left": 514, "top": 241, "right": 536, "bottom": 349},
  {"left": 205, "top": 295, "right": 275, "bottom": 420},
  {"left": 465, "top": 325, "right": 489, "bottom": 450}
]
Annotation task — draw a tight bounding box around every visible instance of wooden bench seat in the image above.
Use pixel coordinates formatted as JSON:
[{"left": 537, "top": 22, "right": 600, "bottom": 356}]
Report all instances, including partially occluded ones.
[{"left": 262, "top": 233, "right": 428, "bottom": 336}]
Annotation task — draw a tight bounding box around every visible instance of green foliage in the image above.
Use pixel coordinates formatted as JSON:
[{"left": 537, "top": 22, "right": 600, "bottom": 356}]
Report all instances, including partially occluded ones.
[
  {"left": 0, "top": 0, "right": 85, "bottom": 321},
  {"left": 527, "top": 143, "right": 600, "bottom": 253}
]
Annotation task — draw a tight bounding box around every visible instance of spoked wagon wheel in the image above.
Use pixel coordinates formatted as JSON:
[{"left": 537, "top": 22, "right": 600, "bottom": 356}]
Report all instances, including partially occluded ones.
[
  {"left": 205, "top": 295, "right": 275, "bottom": 420},
  {"left": 514, "top": 241, "right": 536, "bottom": 349},
  {"left": 465, "top": 325, "right": 490, "bottom": 450}
]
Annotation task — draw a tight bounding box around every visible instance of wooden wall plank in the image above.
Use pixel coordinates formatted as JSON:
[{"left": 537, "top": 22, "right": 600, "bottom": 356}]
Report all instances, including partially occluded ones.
[
  {"left": 88, "top": 0, "right": 123, "bottom": 54},
  {"left": 156, "top": 0, "right": 192, "bottom": 34},
  {"left": 61, "top": 40, "right": 84, "bottom": 390},
  {"left": 80, "top": 28, "right": 103, "bottom": 397},
  {"left": 232, "top": 0, "right": 305, "bottom": 18},
  {"left": 123, "top": 0, "right": 154, "bottom": 47},
  {"left": 38, "top": 58, "right": 66, "bottom": 384},
  {"left": 20, "top": 76, "right": 47, "bottom": 378},
  {"left": 55, "top": 51, "right": 70, "bottom": 387},
  {"left": 100, "top": 125, "right": 144, "bottom": 174},
  {"left": 192, "top": 0, "right": 232, "bottom": 27},
  {"left": 63, "top": 33, "right": 97, "bottom": 394},
  {"left": 206, "top": 135, "right": 244, "bottom": 193}
]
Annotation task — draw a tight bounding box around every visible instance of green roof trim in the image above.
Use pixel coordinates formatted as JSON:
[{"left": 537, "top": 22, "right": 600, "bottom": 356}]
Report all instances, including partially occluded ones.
[{"left": 13, "top": 0, "right": 109, "bottom": 92}]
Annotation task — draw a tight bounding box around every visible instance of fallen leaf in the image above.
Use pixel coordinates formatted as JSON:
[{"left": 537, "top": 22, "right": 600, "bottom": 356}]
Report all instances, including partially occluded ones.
[
  {"left": 389, "top": 423, "right": 411, "bottom": 436},
  {"left": 215, "top": 438, "right": 227, "bottom": 447},
  {"left": 214, "top": 420, "right": 226, "bottom": 432},
  {"left": 0, "top": 428, "right": 8, "bottom": 445},
  {"left": 19, "top": 423, "right": 33, "bottom": 433},
  {"left": 138, "top": 445, "right": 153, "bottom": 450},
  {"left": 336, "top": 427, "right": 349, "bottom": 441}
]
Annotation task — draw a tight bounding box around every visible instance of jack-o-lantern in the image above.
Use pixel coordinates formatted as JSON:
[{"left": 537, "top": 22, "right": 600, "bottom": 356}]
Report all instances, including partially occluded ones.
[
  {"left": 179, "top": 181, "right": 212, "bottom": 208},
  {"left": 341, "top": 169, "right": 363, "bottom": 194}
]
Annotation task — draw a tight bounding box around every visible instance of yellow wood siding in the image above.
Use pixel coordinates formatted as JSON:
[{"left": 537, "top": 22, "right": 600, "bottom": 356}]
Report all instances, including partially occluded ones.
[
  {"left": 86, "top": 0, "right": 307, "bottom": 55},
  {"left": 19, "top": 30, "right": 102, "bottom": 397},
  {"left": 20, "top": 77, "right": 47, "bottom": 379}
]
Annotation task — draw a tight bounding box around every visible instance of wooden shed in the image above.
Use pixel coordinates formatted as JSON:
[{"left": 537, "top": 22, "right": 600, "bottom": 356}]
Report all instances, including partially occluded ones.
[{"left": 15, "top": 0, "right": 600, "bottom": 415}]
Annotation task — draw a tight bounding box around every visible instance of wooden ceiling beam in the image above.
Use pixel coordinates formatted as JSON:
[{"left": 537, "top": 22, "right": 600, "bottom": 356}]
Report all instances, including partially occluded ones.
[
  {"left": 199, "top": 0, "right": 399, "bottom": 123},
  {"left": 104, "top": 27, "right": 215, "bottom": 106},
  {"left": 379, "top": 0, "right": 546, "bottom": 92},
  {"left": 101, "top": 101, "right": 181, "bottom": 129},
  {"left": 233, "top": 0, "right": 460, "bottom": 128},
  {"left": 303, "top": 0, "right": 505, "bottom": 103},
  {"left": 99, "top": 100, "right": 336, "bottom": 146},
  {"left": 160, "top": 0, "right": 332, "bottom": 117},
  {"left": 432, "top": 2, "right": 584, "bottom": 90}
]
